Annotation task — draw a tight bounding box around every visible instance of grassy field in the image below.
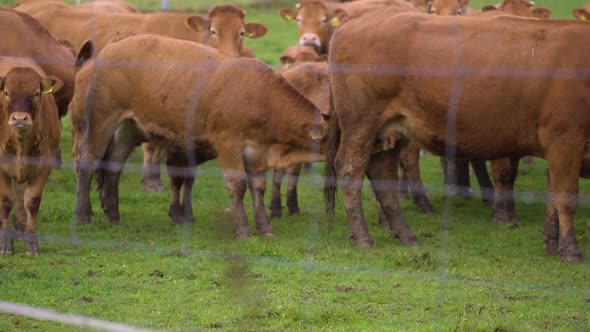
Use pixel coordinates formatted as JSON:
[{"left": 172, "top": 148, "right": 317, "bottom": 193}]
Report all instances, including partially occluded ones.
[{"left": 1, "top": 0, "right": 590, "bottom": 331}]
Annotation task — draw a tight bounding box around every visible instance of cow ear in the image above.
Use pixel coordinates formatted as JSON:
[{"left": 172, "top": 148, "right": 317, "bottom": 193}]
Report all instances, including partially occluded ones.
[
  {"left": 480, "top": 5, "right": 497, "bottom": 12},
  {"left": 75, "top": 40, "right": 94, "bottom": 68},
  {"left": 330, "top": 9, "right": 348, "bottom": 27},
  {"left": 186, "top": 16, "right": 209, "bottom": 32},
  {"left": 573, "top": 8, "right": 590, "bottom": 20},
  {"left": 531, "top": 7, "right": 551, "bottom": 19},
  {"left": 244, "top": 23, "right": 267, "bottom": 39},
  {"left": 41, "top": 76, "right": 63, "bottom": 95},
  {"left": 280, "top": 8, "right": 297, "bottom": 21}
]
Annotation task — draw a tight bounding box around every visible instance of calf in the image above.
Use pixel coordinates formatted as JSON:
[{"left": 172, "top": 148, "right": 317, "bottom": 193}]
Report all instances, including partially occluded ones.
[
  {"left": 0, "top": 60, "right": 61, "bottom": 256},
  {"left": 71, "top": 34, "right": 328, "bottom": 238},
  {"left": 278, "top": 45, "right": 324, "bottom": 72},
  {"left": 326, "top": 10, "right": 590, "bottom": 263}
]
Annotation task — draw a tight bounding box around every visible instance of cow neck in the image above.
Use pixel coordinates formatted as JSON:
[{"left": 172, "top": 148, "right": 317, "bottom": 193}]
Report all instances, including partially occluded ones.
[{"left": 269, "top": 76, "right": 320, "bottom": 149}]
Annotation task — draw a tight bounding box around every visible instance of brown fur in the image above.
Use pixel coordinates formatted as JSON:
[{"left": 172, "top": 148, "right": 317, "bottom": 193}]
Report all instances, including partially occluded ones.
[
  {"left": 0, "top": 61, "right": 61, "bottom": 256},
  {"left": 426, "top": 0, "right": 472, "bottom": 15},
  {"left": 326, "top": 10, "right": 590, "bottom": 263},
  {"left": 0, "top": 9, "right": 75, "bottom": 118},
  {"left": 71, "top": 34, "right": 327, "bottom": 238}
]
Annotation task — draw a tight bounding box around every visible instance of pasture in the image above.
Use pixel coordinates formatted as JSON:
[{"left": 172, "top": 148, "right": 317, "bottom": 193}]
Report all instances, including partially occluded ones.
[{"left": 0, "top": 0, "right": 589, "bottom": 330}]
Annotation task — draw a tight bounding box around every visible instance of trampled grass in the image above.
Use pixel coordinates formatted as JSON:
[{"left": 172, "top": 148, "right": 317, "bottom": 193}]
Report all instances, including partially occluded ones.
[{"left": 1, "top": 0, "right": 589, "bottom": 330}]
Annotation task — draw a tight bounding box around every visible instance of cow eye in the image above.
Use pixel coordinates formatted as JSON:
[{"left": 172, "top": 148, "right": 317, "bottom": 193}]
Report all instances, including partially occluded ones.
[
  {"left": 239, "top": 30, "right": 245, "bottom": 37},
  {"left": 320, "top": 16, "right": 328, "bottom": 23},
  {"left": 34, "top": 91, "right": 40, "bottom": 97},
  {"left": 3, "top": 91, "right": 8, "bottom": 97},
  {"left": 210, "top": 29, "right": 217, "bottom": 36},
  {"left": 296, "top": 17, "right": 301, "bottom": 23}
]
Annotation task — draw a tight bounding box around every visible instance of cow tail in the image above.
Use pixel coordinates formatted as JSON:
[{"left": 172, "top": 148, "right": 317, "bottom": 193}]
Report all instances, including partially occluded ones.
[{"left": 324, "top": 84, "right": 340, "bottom": 229}]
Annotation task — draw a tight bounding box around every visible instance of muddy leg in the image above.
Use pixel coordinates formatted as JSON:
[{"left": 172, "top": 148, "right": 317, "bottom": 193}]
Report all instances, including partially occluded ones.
[
  {"left": 166, "top": 152, "right": 195, "bottom": 224},
  {"left": 14, "top": 183, "right": 26, "bottom": 240},
  {"left": 286, "top": 163, "right": 302, "bottom": 215},
  {"left": 546, "top": 149, "right": 582, "bottom": 264},
  {"left": 490, "top": 158, "right": 518, "bottom": 224},
  {"left": 471, "top": 160, "right": 494, "bottom": 207},
  {"left": 270, "top": 169, "right": 285, "bottom": 219},
  {"left": 543, "top": 171, "right": 559, "bottom": 256},
  {"left": 74, "top": 159, "right": 97, "bottom": 224},
  {"left": 367, "top": 149, "right": 419, "bottom": 246},
  {"left": 0, "top": 184, "right": 14, "bottom": 255},
  {"left": 400, "top": 142, "right": 433, "bottom": 213},
  {"left": 22, "top": 168, "right": 52, "bottom": 256},
  {"left": 180, "top": 165, "right": 196, "bottom": 224},
  {"left": 141, "top": 143, "right": 166, "bottom": 193},
  {"left": 443, "top": 158, "right": 473, "bottom": 199},
  {"left": 247, "top": 170, "right": 275, "bottom": 237}
]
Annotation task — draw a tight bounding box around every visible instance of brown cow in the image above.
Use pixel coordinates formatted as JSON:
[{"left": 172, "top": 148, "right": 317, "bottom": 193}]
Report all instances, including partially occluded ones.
[
  {"left": 326, "top": 10, "right": 590, "bottom": 263},
  {"left": 0, "top": 60, "right": 62, "bottom": 256},
  {"left": 481, "top": 0, "right": 551, "bottom": 18},
  {"left": 71, "top": 34, "right": 328, "bottom": 238},
  {"left": 0, "top": 9, "right": 75, "bottom": 119},
  {"left": 16, "top": 4, "right": 267, "bottom": 57},
  {"left": 280, "top": 0, "right": 417, "bottom": 54},
  {"left": 572, "top": 3, "right": 590, "bottom": 20},
  {"left": 271, "top": 62, "right": 432, "bottom": 219},
  {"left": 278, "top": 45, "right": 325, "bottom": 72}
]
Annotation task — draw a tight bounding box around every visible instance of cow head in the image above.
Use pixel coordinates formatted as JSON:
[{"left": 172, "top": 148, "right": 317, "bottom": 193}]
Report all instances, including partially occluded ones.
[
  {"left": 280, "top": 1, "right": 347, "bottom": 54},
  {"left": 481, "top": 0, "right": 551, "bottom": 19},
  {"left": 426, "top": 0, "right": 470, "bottom": 15},
  {"left": 573, "top": 6, "right": 590, "bottom": 21},
  {"left": 0, "top": 67, "right": 62, "bottom": 133},
  {"left": 186, "top": 5, "right": 267, "bottom": 57},
  {"left": 278, "top": 45, "right": 325, "bottom": 72}
]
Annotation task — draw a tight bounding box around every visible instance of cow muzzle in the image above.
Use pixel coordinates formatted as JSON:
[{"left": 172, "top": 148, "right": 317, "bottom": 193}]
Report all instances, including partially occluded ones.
[
  {"left": 299, "top": 33, "right": 321, "bottom": 49},
  {"left": 8, "top": 112, "right": 33, "bottom": 131}
]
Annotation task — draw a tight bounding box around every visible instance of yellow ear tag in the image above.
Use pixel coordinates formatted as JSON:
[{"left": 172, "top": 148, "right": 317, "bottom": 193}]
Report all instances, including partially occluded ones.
[
  {"left": 284, "top": 63, "right": 290, "bottom": 70},
  {"left": 330, "top": 17, "right": 340, "bottom": 27},
  {"left": 247, "top": 32, "right": 256, "bottom": 38},
  {"left": 582, "top": 13, "right": 589, "bottom": 20},
  {"left": 285, "top": 14, "right": 294, "bottom": 21},
  {"left": 43, "top": 87, "right": 54, "bottom": 94}
]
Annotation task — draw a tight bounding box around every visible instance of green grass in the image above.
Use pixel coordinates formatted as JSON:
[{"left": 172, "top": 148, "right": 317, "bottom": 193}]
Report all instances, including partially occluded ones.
[{"left": 1, "top": 0, "right": 590, "bottom": 330}]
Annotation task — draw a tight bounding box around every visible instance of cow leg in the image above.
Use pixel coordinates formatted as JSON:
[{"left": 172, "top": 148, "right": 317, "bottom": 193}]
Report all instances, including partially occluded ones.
[
  {"left": 471, "top": 160, "right": 494, "bottom": 207},
  {"left": 22, "top": 168, "right": 52, "bottom": 256},
  {"left": 166, "top": 152, "right": 196, "bottom": 224},
  {"left": 546, "top": 150, "right": 582, "bottom": 264},
  {"left": 543, "top": 171, "right": 559, "bottom": 256},
  {"left": 14, "top": 183, "right": 26, "bottom": 240},
  {"left": 399, "top": 141, "right": 433, "bottom": 213},
  {"left": 443, "top": 158, "right": 473, "bottom": 199},
  {"left": 0, "top": 176, "right": 14, "bottom": 255},
  {"left": 269, "top": 169, "right": 285, "bottom": 219},
  {"left": 366, "top": 149, "right": 419, "bottom": 246},
  {"left": 396, "top": 163, "right": 410, "bottom": 200},
  {"left": 217, "top": 149, "right": 250, "bottom": 239},
  {"left": 141, "top": 143, "right": 166, "bottom": 193},
  {"left": 286, "top": 163, "right": 302, "bottom": 215},
  {"left": 490, "top": 158, "right": 518, "bottom": 224},
  {"left": 247, "top": 170, "right": 275, "bottom": 237},
  {"left": 98, "top": 145, "right": 138, "bottom": 224},
  {"left": 74, "top": 159, "right": 98, "bottom": 224}
]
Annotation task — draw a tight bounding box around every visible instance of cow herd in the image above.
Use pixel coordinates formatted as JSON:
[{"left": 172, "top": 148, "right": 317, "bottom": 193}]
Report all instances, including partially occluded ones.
[{"left": 0, "top": 0, "right": 588, "bottom": 265}]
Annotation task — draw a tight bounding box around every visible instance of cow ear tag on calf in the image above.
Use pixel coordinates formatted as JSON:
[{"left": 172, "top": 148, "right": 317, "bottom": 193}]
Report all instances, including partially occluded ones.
[
  {"left": 573, "top": 9, "right": 590, "bottom": 21},
  {"left": 41, "top": 76, "right": 63, "bottom": 95},
  {"left": 330, "top": 17, "right": 340, "bottom": 27},
  {"left": 245, "top": 23, "right": 268, "bottom": 39}
]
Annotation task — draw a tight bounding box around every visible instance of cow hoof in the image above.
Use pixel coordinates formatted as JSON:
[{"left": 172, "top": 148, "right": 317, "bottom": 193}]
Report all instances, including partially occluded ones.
[
  {"left": 262, "top": 231, "right": 276, "bottom": 237},
  {"left": 143, "top": 181, "right": 165, "bottom": 193},
  {"left": 399, "top": 236, "right": 420, "bottom": 247},
  {"left": 560, "top": 253, "right": 583, "bottom": 264},
  {"left": 24, "top": 232, "right": 39, "bottom": 257},
  {"left": 0, "top": 229, "right": 15, "bottom": 255},
  {"left": 234, "top": 232, "right": 251, "bottom": 240},
  {"left": 544, "top": 241, "right": 559, "bottom": 256},
  {"left": 416, "top": 199, "right": 433, "bottom": 214},
  {"left": 287, "top": 207, "right": 300, "bottom": 215},
  {"left": 355, "top": 238, "right": 375, "bottom": 248},
  {"left": 270, "top": 209, "right": 283, "bottom": 219},
  {"left": 398, "top": 192, "right": 410, "bottom": 200}
]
